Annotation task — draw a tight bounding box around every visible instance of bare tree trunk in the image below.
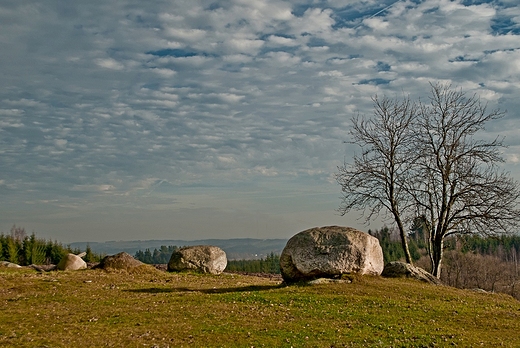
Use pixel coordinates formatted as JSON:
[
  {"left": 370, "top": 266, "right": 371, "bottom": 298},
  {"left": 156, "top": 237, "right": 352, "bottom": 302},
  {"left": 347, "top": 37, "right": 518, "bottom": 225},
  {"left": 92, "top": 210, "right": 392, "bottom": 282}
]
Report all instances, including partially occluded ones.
[
  {"left": 401, "top": 232, "right": 413, "bottom": 264},
  {"left": 432, "top": 237, "right": 444, "bottom": 278},
  {"left": 396, "top": 218, "right": 412, "bottom": 264}
]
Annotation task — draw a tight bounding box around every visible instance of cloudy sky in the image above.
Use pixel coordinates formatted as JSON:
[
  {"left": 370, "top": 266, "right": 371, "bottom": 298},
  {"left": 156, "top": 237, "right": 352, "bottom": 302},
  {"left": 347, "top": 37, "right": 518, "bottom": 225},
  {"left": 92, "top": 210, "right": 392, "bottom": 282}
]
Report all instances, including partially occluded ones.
[{"left": 1, "top": 0, "right": 519, "bottom": 243}]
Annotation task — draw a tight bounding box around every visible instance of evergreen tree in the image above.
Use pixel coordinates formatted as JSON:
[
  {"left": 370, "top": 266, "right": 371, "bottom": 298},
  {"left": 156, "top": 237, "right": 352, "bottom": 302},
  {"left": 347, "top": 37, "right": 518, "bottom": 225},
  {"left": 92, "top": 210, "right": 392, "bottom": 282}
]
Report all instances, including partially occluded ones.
[
  {"left": 134, "top": 245, "right": 178, "bottom": 264},
  {"left": 6, "top": 236, "right": 19, "bottom": 264},
  {"left": 143, "top": 249, "right": 153, "bottom": 264},
  {"left": 84, "top": 244, "right": 94, "bottom": 263}
]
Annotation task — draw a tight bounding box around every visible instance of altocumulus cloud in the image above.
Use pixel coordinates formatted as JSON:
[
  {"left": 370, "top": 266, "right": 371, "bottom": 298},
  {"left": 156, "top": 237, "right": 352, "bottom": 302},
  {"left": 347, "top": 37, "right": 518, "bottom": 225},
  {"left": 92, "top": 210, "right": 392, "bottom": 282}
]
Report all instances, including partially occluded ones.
[{"left": 0, "top": 0, "right": 519, "bottom": 241}]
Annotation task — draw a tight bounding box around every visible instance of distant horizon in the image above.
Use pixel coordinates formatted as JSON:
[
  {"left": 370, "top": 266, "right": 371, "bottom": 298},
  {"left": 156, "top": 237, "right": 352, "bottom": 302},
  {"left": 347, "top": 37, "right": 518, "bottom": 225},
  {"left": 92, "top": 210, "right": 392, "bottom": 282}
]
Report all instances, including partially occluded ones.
[
  {"left": 71, "top": 236, "right": 289, "bottom": 244},
  {"left": 67, "top": 237, "right": 290, "bottom": 259}
]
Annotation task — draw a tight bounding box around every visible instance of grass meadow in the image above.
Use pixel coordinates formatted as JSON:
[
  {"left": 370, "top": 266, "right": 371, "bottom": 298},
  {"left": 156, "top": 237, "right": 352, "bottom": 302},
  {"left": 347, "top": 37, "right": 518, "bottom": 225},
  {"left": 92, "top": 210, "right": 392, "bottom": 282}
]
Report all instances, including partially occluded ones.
[{"left": 1, "top": 266, "right": 519, "bottom": 347}]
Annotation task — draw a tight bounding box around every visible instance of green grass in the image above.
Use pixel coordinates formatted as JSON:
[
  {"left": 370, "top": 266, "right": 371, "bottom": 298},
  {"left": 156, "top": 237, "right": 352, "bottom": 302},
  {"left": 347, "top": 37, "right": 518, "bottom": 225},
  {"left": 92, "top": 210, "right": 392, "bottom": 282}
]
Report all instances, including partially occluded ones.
[{"left": 1, "top": 267, "right": 519, "bottom": 347}]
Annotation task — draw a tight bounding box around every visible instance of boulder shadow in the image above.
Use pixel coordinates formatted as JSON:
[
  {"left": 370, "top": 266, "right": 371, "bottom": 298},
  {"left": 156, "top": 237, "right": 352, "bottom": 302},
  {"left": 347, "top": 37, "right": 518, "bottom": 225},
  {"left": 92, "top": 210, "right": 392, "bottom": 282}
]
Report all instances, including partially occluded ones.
[{"left": 125, "top": 283, "right": 285, "bottom": 294}]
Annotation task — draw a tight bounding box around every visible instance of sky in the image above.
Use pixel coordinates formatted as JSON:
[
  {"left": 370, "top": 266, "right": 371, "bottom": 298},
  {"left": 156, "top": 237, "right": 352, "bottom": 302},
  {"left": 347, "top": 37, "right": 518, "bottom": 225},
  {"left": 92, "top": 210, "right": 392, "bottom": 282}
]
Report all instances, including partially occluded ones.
[{"left": 1, "top": 0, "right": 520, "bottom": 243}]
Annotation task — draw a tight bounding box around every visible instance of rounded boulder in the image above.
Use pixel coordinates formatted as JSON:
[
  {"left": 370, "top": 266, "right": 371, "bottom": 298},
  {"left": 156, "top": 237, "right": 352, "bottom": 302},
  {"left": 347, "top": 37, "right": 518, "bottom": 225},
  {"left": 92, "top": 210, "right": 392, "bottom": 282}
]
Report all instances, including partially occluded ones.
[
  {"left": 280, "top": 226, "right": 384, "bottom": 283},
  {"left": 97, "top": 252, "right": 146, "bottom": 270},
  {"left": 57, "top": 253, "right": 87, "bottom": 271},
  {"left": 168, "top": 245, "right": 227, "bottom": 274}
]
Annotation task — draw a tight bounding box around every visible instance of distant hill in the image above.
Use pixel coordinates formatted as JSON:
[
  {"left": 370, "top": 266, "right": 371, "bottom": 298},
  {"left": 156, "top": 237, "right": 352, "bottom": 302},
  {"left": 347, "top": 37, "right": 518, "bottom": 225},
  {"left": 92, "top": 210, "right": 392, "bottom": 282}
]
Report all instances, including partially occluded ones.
[{"left": 69, "top": 238, "right": 288, "bottom": 260}]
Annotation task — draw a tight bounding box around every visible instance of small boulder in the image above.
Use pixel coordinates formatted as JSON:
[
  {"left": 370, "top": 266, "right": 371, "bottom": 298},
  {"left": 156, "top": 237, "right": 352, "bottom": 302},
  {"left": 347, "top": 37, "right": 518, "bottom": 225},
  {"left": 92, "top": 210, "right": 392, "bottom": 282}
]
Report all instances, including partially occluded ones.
[
  {"left": 280, "top": 226, "right": 384, "bottom": 283},
  {"left": 168, "top": 245, "right": 227, "bottom": 274},
  {"left": 0, "top": 261, "right": 22, "bottom": 268},
  {"left": 381, "top": 261, "right": 442, "bottom": 285},
  {"left": 96, "top": 252, "right": 147, "bottom": 271},
  {"left": 57, "top": 253, "right": 87, "bottom": 271}
]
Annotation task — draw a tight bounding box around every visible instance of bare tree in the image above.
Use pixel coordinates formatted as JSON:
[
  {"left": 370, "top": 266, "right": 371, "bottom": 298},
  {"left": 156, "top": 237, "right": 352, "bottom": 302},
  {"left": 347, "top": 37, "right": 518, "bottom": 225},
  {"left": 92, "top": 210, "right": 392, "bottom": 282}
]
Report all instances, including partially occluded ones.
[
  {"left": 411, "top": 83, "right": 520, "bottom": 277},
  {"left": 336, "top": 95, "right": 417, "bottom": 264},
  {"left": 336, "top": 83, "right": 520, "bottom": 277},
  {"left": 10, "top": 224, "right": 26, "bottom": 242}
]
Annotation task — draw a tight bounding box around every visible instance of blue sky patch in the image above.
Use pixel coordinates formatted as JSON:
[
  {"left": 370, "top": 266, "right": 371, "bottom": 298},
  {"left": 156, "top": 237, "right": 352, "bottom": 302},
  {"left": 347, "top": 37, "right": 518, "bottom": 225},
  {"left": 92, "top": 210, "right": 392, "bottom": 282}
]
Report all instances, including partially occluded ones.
[{"left": 146, "top": 49, "right": 199, "bottom": 57}]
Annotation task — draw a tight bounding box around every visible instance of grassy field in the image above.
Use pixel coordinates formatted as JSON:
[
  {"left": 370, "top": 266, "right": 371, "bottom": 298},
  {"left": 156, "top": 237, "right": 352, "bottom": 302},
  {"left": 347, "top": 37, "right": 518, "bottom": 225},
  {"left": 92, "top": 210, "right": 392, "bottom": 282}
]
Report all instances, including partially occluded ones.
[{"left": 1, "top": 266, "right": 519, "bottom": 347}]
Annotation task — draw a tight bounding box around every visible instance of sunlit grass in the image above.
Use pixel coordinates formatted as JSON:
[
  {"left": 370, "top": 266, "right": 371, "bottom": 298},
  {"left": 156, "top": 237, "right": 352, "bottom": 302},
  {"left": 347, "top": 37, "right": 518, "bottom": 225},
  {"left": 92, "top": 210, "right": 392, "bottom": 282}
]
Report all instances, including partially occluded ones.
[{"left": 1, "top": 267, "right": 519, "bottom": 347}]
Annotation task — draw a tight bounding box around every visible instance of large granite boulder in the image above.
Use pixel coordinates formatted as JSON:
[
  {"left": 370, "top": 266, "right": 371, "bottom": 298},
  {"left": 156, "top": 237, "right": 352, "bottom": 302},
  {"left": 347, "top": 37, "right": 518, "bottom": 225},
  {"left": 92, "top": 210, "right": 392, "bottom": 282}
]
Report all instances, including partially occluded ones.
[
  {"left": 57, "top": 252, "right": 87, "bottom": 271},
  {"left": 280, "top": 226, "right": 384, "bottom": 283},
  {"left": 381, "top": 261, "right": 442, "bottom": 285},
  {"left": 168, "top": 245, "right": 227, "bottom": 274}
]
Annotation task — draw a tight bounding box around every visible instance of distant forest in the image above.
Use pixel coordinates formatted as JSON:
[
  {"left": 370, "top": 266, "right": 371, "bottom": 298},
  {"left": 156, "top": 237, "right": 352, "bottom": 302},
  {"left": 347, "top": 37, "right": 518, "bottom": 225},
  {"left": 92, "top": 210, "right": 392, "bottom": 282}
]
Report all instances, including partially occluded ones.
[
  {"left": 134, "top": 245, "right": 178, "bottom": 264},
  {"left": 133, "top": 246, "right": 281, "bottom": 274}
]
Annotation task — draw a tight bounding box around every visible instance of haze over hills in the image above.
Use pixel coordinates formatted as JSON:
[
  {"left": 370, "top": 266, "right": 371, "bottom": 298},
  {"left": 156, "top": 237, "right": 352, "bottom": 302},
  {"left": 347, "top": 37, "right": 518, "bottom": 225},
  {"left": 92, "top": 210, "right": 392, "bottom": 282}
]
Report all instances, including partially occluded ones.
[{"left": 70, "top": 238, "right": 288, "bottom": 260}]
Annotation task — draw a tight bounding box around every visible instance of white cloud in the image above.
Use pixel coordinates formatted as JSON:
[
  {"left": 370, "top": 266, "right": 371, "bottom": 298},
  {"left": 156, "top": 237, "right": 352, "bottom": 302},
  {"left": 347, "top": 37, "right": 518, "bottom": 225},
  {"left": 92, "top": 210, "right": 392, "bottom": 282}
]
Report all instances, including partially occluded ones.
[
  {"left": 218, "top": 155, "right": 236, "bottom": 164},
  {"left": 318, "top": 70, "right": 344, "bottom": 78},
  {"left": 95, "top": 58, "right": 124, "bottom": 70},
  {"left": 72, "top": 185, "right": 116, "bottom": 192},
  {"left": 151, "top": 68, "right": 177, "bottom": 77},
  {"left": 251, "top": 166, "right": 278, "bottom": 177},
  {"left": 363, "top": 17, "right": 389, "bottom": 31},
  {"left": 164, "top": 28, "right": 207, "bottom": 42},
  {"left": 265, "top": 51, "right": 301, "bottom": 65},
  {"left": 225, "top": 38, "right": 264, "bottom": 54},
  {"left": 0, "top": 109, "right": 24, "bottom": 116},
  {"left": 268, "top": 35, "right": 299, "bottom": 47},
  {"left": 216, "top": 93, "right": 245, "bottom": 103},
  {"left": 505, "top": 151, "right": 519, "bottom": 164},
  {"left": 54, "top": 139, "right": 68, "bottom": 147},
  {"left": 98, "top": 185, "right": 116, "bottom": 192}
]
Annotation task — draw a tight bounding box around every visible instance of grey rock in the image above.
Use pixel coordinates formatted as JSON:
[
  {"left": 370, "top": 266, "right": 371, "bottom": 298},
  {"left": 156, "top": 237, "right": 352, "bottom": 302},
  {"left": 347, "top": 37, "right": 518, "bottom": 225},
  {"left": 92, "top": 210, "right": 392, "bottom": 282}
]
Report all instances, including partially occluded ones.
[
  {"left": 381, "top": 261, "right": 442, "bottom": 285},
  {"left": 0, "top": 261, "right": 22, "bottom": 268},
  {"left": 57, "top": 253, "right": 87, "bottom": 271},
  {"left": 168, "top": 245, "right": 227, "bottom": 274},
  {"left": 280, "top": 226, "right": 384, "bottom": 283},
  {"left": 307, "top": 277, "right": 352, "bottom": 285},
  {"left": 97, "top": 252, "right": 146, "bottom": 270}
]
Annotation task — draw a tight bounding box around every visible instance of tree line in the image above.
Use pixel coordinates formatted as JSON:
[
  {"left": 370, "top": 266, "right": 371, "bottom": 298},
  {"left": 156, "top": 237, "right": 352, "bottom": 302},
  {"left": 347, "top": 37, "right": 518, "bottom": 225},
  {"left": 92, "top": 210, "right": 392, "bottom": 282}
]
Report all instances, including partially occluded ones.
[
  {"left": 134, "top": 245, "right": 178, "bottom": 264},
  {"left": 226, "top": 253, "right": 281, "bottom": 274},
  {"left": 0, "top": 225, "right": 102, "bottom": 265},
  {"left": 134, "top": 245, "right": 281, "bottom": 274}
]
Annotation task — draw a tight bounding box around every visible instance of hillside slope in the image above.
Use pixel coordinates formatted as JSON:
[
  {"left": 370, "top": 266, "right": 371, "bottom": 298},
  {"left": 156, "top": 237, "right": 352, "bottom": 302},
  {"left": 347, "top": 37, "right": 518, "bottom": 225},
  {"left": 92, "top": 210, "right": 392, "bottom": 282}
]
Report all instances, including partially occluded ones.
[{"left": 1, "top": 267, "right": 519, "bottom": 347}]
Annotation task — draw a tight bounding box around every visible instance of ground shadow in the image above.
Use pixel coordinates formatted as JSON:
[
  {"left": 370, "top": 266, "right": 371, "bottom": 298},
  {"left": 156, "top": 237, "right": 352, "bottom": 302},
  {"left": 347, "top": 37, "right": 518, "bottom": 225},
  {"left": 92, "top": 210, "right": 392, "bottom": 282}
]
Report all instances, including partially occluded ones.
[{"left": 125, "top": 283, "right": 285, "bottom": 294}]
